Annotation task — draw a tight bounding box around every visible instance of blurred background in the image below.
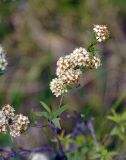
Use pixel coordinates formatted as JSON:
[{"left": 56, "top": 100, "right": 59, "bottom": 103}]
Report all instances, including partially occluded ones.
[{"left": 0, "top": 0, "right": 126, "bottom": 157}]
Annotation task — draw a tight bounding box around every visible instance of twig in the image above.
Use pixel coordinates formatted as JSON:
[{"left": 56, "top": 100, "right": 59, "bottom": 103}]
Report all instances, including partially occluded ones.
[
  {"left": 30, "top": 124, "right": 49, "bottom": 128},
  {"left": 86, "top": 119, "right": 99, "bottom": 150},
  {"left": 0, "top": 146, "right": 54, "bottom": 159},
  {"left": 59, "top": 95, "right": 64, "bottom": 108},
  {"left": 49, "top": 124, "right": 67, "bottom": 159},
  {"left": 32, "top": 122, "right": 67, "bottom": 159}
]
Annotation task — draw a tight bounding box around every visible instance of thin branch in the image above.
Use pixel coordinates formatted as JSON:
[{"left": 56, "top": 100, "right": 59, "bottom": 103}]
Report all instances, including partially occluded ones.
[
  {"left": 59, "top": 95, "right": 64, "bottom": 108},
  {"left": 0, "top": 146, "right": 54, "bottom": 159},
  {"left": 49, "top": 124, "right": 67, "bottom": 159},
  {"left": 87, "top": 119, "right": 99, "bottom": 150}
]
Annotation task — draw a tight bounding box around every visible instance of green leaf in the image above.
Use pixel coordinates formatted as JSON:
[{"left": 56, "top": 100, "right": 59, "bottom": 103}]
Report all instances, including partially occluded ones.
[
  {"left": 40, "top": 101, "right": 51, "bottom": 114},
  {"left": 40, "top": 111, "right": 49, "bottom": 119},
  {"left": 67, "top": 84, "right": 74, "bottom": 90},
  {"left": 89, "top": 48, "right": 101, "bottom": 52},
  {"left": 111, "top": 127, "right": 120, "bottom": 135},
  {"left": 107, "top": 115, "right": 117, "bottom": 122},
  {"left": 53, "top": 105, "right": 68, "bottom": 118},
  {"left": 88, "top": 47, "right": 94, "bottom": 52},
  {"left": 112, "top": 91, "right": 126, "bottom": 110},
  {"left": 30, "top": 110, "right": 36, "bottom": 124},
  {"left": 87, "top": 31, "right": 96, "bottom": 41},
  {"left": 52, "top": 118, "right": 61, "bottom": 129}
]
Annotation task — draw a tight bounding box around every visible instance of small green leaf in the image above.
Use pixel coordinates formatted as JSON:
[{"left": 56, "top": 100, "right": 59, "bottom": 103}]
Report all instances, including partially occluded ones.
[
  {"left": 52, "top": 118, "right": 61, "bottom": 129},
  {"left": 93, "top": 48, "right": 101, "bottom": 52},
  {"left": 112, "top": 91, "right": 126, "bottom": 110},
  {"left": 40, "top": 101, "right": 51, "bottom": 114},
  {"left": 107, "top": 115, "right": 117, "bottom": 122},
  {"left": 88, "top": 47, "right": 94, "bottom": 52},
  {"left": 30, "top": 110, "right": 36, "bottom": 124},
  {"left": 53, "top": 105, "right": 68, "bottom": 118},
  {"left": 89, "top": 48, "right": 101, "bottom": 52},
  {"left": 40, "top": 111, "right": 49, "bottom": 119},
  {"left": 87, "top": 31, "right": 96, "bottom": 41},
  {"left": 67, "top": 85, "right": 74, "bottom": 90},
  {"left": 111, "top": 127, "right": 120, "bottom": 135}
]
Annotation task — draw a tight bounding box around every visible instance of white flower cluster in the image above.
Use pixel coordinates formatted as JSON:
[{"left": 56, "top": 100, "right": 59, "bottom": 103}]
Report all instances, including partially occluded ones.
[
  {"left": 56, "top": 55, "right": 73, "bottom": 77},
  {"left": 50, "top": 47, "right": 101, "bottom": 97},
  {"left": 0, "top": 45, "right": 8, "bottom": 72},
  {"left": 93, "top": 25, "right": 110, "bottom": 42},
  {"left": 70, "top": 48, "right": 90, "bottom": 67},
  {"left": 9, "top": 114, "right": 30, "bottom": 137},
  {"left": 0, "top": 104, "right": 30, "bottom": 137},
  {"left": 50, "top": 78, "right": 68, "bottom": 97},
  {"left": 61, "top": 68, "right": 82, "bottom": 84}
]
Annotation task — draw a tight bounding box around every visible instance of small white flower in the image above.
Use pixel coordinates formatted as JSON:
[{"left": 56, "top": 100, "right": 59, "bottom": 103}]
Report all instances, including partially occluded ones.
[
  {"left": 93, "top": 25, "right": 110, "bottom": 42},
  {"left": 50, "top": 78, "right": 68, "bottom": 97},
  {"left": 98, "top": 39, "right": 102, "bottom": 42}
]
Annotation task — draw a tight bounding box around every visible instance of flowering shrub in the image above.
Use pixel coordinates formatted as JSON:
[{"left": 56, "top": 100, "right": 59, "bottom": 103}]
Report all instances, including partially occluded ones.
[
  {"left": 50, "top": 46, "right": 101, "bottom": 97},
  {"left": 0, "top": 104, "right": 29, "bottom": 137},
  {"left": 0, "top": 24, "right": 126, "bottom": 160}
]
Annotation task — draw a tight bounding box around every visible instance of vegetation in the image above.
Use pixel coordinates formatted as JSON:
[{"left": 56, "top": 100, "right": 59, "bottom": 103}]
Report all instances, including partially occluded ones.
[{"left": 0, "top": 0, "right": 126, "bottom": 159}]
